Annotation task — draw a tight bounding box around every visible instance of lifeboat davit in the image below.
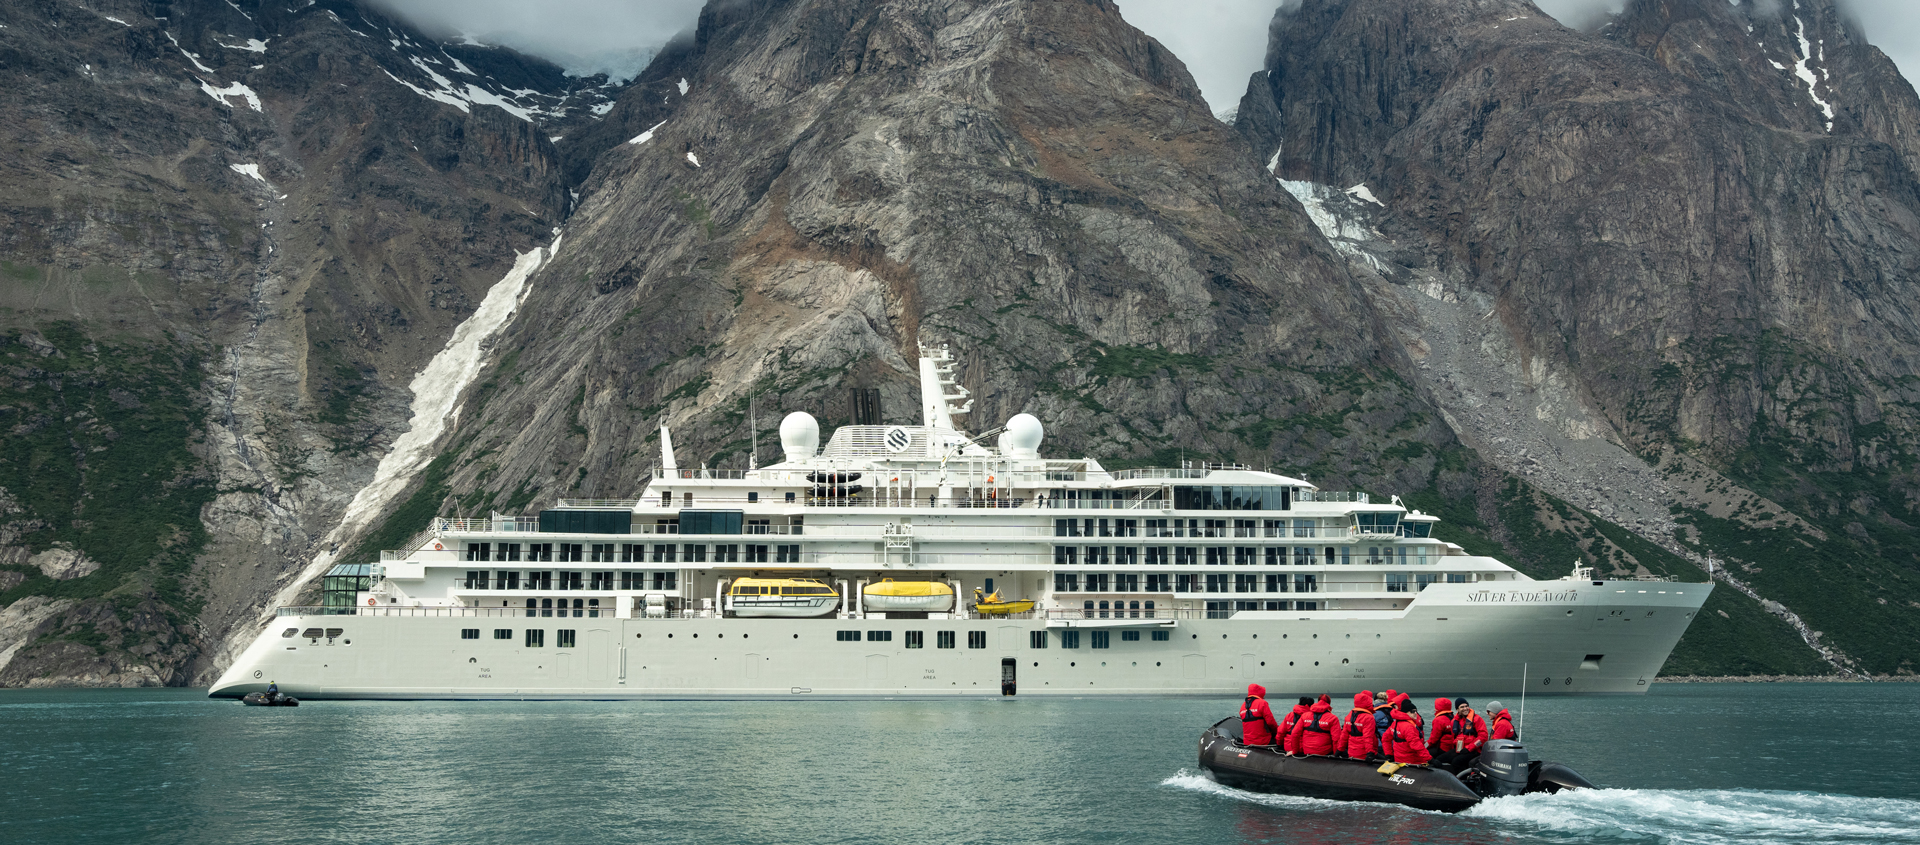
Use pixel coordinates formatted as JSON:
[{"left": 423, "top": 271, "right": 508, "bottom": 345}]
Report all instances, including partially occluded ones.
[
  {"left": 1197, "top": 717, "right": 1593, "bottom": 813},
  {"left": 863, "top": 579, "right": 955, "bottom": 612},
  {"left": 726, "top": 577, "right": 842, "bottom": 618}
]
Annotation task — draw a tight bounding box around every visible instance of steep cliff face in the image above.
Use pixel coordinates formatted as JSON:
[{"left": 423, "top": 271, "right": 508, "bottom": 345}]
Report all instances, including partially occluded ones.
[
  {"left": 396, "top": 0, "right": 1477, "bottom": 548},
  {"left": 1238, "top": 0, "right": 1920, "bottom": 673},
  {"left": 0, "top": 0, "right": 593, "bottom": 686}
]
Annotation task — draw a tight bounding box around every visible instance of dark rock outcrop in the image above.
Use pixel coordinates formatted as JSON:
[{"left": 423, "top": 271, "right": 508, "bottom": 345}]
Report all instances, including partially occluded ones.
[{"left": 1236, "top": 0, "right": 1920, "bottom": 673}]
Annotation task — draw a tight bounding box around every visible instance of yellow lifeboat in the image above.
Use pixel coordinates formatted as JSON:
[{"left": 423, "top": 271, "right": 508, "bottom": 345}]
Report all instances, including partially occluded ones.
[
  {"left": 971, "top": 588, "right": 1035, "bottom": 616},
  {"left": 726, "top": 577, "right": 842, "bottom": 618},
  {"left": 863, "top": 579, "right": 955, "bottom": 612}
]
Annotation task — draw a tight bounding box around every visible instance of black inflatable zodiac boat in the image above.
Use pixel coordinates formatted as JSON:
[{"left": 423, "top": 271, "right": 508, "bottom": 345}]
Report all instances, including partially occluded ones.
[
  {"left": 241, "top": 692, "right": 299, "bottom": 707},
  {"left": 1198, "top": 717, "right": 1592, "bottom": 812}
]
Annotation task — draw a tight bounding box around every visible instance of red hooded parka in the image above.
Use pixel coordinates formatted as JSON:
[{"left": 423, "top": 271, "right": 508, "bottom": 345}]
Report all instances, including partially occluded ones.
[
  {"left": 1427, "top": 698, "right": 1455, "bottom": 753},
  {"left": 1278, "top": 700, "right": 1311, "bottom": 753},
  {"left": 1344, "top": 691, "right": 1377, "bottom": 759},
  {"left": 1390, "top": 706, "right": 1431, "bottom": 764},
  {"left": 1292, "top": 694, "right": 1341, "bottom": 755},
  {"left": 1238, "top": 683, "right": 1280, "bottom": 746},
  {"left": 1490, "top": 708, "right": 1516, "bottom": 742}
]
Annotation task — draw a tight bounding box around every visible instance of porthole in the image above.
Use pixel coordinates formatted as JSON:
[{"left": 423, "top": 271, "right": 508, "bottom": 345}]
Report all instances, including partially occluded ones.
[
  {"left": 1132, "top": 662, "right": 1137, "bottom": 667},
  {"left": 1034, "top": 662, "right": 1040, "bottom": 667},
  {"left": 1156, "top": 662, "right": 1162, "bottom": 667},
  {"left": 1542, "top": 677, "right": 1550, "bottom": 685},
  {"left": 1260, "top": 661, "right": 1265, "bottom": 666},
  {"left": 1071, "top": 662, "right": 1076, "bottom": 667},
  {"left": 344, "top": 640, "right": 351, "bottom": 645},
  {"left": 1375, "top": 634, "right": 1381, "bottom": 638},
  {"left": 1192, "top": 634, "right": 1198, "bottom": 639},
  {"left": 1101, "top": 662, "right": 1106, "bottom": 667},
  {"left": 469, "top": 657, "right": 477, "bottom": 664},
  {"left": 668, "top": 634, "right": 673, "bottom": 639},
  {"left": 793, "top": 634, "right": 799, "bottom": 639},
  {"left": 1312, "top": 634, "right": 1318, "bottom": 639},
  {"left": 1345, "top": 634, "right": 1350, "bottom": 638},
  {"left": 1314, "top": 661, "right": 1320, "bottom": 666},
  {"left": 1283, "top": 634, "right": 1288, "bottom": 639},
  {"left": 742, "top": 634, "right": 748, "bottom": 639},
  {"left": 1222, "top": 634, "right": 1227, "bottom": 639},
  {"left": 1252, "top": 634, "right": 1257, "bottom": 639},
  {"left": 1341, "top": 658, "right": 1349, "bottom": 664},
  {"left": 636, "top": 634, "right": 643, "bottom": 639},
  {"left": 1289, "top": 661, "right": 1295, "bottom": 666},
  {"left": 1565, "top": 678, "right": 1573, "bottom": 686},
  {"left": 717, "top": 633, "right": 722, "bottom": 638},
  {"left": 693, "top": 633, "right": 698, "bottom": 638}
]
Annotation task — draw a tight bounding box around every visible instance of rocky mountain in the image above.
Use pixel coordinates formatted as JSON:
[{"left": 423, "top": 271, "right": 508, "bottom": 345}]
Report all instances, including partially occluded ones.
[
  {"left": 0, "top": 0, "right": 636, "bottom": 685},
  {"left": 1, "top": 0, "right": 1914, "bottom": 686},
  {"left": 1236, "top": 0, "right": 1920, "bottom": 674}
]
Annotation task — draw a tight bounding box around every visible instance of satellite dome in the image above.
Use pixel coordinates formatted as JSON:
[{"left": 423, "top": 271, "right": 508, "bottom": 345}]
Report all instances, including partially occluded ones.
[
  {"left": 1004, "top": 413, "right": 1043, "bottom": 458},
  {"left": 779, "top": 412, "right": 820, "bottom": 461}
]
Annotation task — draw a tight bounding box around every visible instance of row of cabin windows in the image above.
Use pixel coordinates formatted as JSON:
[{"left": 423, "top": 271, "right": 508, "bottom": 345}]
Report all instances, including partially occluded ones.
[
  {"left": 1206, "top": 600, "right": 1319, "bottom": 617},
  {"left": 1051, "top": 546, "right": 1430, "bottom": 566},
  {"left": 461, "top": 629, "right": 579, "bottom": 648},
  {"left": 1049, "top": 572, "right": 1464, "bottom": 593},
  {"left": 836, "top": 630, "right": 988, "bottom": 648},
  {"left": 1054, "top": 571, "right": 1323, "bottom": 593},
  {"left": 465, "top": 543, "right": 802, "bottom": 563},
  {"left": 1052, "top": 629, "right": 1172, "bottom": 648},
  {"left": 1056, "top": 519, "right": 1341, "bottom": 538},
  {"left": 463, "top": 571, "right": 679, "bottom": 590}
]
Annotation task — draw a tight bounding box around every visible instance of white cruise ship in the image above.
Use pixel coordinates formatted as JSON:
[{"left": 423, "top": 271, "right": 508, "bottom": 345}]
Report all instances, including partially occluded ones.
[{"left": 212, "top": 345, "right": 1710, "bottom": 700}]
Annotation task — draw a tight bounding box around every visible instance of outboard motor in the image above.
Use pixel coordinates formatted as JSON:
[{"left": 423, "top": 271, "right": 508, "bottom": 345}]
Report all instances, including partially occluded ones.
[{"left": 1473, "top": 739, "right": 1530, "bottom": 797}]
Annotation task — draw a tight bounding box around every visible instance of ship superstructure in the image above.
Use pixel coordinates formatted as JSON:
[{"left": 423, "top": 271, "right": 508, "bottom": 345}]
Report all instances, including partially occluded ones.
[{"left": 212, "top": 345, "right": 1710, "bottom": 699}]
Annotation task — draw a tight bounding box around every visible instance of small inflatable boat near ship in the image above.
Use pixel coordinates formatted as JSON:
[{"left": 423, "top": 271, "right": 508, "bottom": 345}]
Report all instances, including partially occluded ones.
[
  {"left": 1198, "top": 717, "right": 1591, "bottom": 812},
  {"left": 241, "top": 692, "right": 298, "bottom": 707}
]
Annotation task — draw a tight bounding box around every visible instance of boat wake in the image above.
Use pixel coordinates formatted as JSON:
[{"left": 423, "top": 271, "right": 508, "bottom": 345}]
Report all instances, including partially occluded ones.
[
  {"left": 1467, "top": 787, "right": 1920, "bottom": 844},
  {"left": 1164, "top": 769, "right": 1920, "bottom": 844}
]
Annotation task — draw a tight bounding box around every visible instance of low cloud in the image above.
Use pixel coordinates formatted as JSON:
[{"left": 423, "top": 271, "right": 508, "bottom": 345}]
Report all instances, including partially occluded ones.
[
  {"left": 373, "top": 0, "right": 1919, "bottom": 106},
  {"left": 373, "top": 0, "right": 703, "bottom": 80}
]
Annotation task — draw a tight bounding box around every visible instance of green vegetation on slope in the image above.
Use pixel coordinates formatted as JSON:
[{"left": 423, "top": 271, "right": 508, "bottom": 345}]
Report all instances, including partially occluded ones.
[{"left": 0, "top": 323, "right": 214, "bottom": 620}]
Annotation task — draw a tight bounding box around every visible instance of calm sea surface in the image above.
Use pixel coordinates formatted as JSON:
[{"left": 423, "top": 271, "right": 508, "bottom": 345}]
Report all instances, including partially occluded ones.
[{"left": 2, "top": 683, "right": 1915, "bottom": 845}]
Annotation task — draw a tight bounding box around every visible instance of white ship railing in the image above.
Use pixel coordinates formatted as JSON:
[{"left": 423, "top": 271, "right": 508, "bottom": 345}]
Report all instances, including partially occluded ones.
[
  {"left": 1298, "top": 491, "right": 1371, "bottom": 503},
  {"left": 553, "top": 499, "right": 642, "bottom": 509}
]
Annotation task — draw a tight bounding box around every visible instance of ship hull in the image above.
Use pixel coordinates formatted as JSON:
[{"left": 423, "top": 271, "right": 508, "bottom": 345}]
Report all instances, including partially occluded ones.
[{"left": 211, "top": 582, "right": 1708, "bottom": 700}]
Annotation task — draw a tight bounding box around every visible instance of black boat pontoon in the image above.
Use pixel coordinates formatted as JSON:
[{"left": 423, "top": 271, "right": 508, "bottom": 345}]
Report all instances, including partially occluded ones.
[{"left": 1198, "top": 717, "right": 1592, "bottom": 812}]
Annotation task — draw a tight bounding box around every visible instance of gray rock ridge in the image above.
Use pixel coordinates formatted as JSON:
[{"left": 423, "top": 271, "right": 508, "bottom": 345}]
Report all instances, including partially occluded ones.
[
  {"left": 1239, "top": 0, "right": 1920, "bottom": 672},
  {"left": 404, "top": 0, "right": 1490, "bottom": 550},
  {"left": 0, "top": 0, "right": 591, "bottom": 687}
]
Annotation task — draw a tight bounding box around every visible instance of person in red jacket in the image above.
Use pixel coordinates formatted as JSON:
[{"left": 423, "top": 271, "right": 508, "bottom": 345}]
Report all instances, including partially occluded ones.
[
  {"left": 1291, "top": 693, "right": 1342, "bottom": 756},
  {"left": 1430, "top": 697, "right": 1489, "bottom": 771},
  {"left": 1277, "top": 696, "right": 1313, "bottom": 754},
  {"left": 1450, "top": 698, "right": 1489, "bottom": 753},
  {"left": 1487, "top": 701, "right": 1517, "bottom": 742},
  {"left": 1238, "top": 683, "right": 1281, "bottom": 746},
  {"left": 1389, "top": 697, "right": 1431, "bottom": 765},
  {"left": 1426, "top": 697, "right": 1455, "bottom": 756},
  {"left": 1344, "top": 690, "right": 1378, "bottom": 760}
]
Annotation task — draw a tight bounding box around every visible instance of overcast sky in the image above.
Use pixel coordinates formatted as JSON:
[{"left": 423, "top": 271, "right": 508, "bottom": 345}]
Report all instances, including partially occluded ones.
[{"left": 380, "top": 0, "right": 1920, "bottom": 112}]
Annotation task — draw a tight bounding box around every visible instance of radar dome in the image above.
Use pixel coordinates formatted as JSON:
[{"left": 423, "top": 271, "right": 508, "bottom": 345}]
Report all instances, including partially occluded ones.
[
  {"left": 1004, "top": 413, "right": 1043, "bottom": 458},
  {"left": 779, "top": 412, "right": 820, "bottom": 461}
]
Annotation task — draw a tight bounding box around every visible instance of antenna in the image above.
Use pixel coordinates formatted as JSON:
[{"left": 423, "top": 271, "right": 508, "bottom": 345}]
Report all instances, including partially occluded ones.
[
  {"left": 749, "top": 393, "right": 758, "bottom": 470},
  {"left": 1519, "top": 662, "right": 1528, "bottom": 742}
]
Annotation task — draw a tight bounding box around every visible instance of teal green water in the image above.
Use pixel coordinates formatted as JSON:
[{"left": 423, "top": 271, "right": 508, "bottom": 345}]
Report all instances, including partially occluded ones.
[{"left": 2, "top": 683, "right": 1916, "bottom": 845}]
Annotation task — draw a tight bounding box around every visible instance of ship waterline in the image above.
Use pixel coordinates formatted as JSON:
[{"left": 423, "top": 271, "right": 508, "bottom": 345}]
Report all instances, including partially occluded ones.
[{"left": 212, "top": 344, "right": 1709, "bottom": 700}]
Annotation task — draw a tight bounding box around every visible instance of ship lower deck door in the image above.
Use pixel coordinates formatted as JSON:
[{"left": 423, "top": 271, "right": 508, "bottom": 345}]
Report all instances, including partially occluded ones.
[
  {"left": 586, "top": 630, "right": 609, "bottom": 681},
  {"left": 998, "top": 626, "right": 1021, "bottom": 651},
  {"left": 1001, "top": 658, "right": 1016, "bottom": 696}
]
